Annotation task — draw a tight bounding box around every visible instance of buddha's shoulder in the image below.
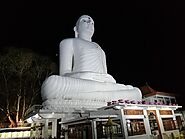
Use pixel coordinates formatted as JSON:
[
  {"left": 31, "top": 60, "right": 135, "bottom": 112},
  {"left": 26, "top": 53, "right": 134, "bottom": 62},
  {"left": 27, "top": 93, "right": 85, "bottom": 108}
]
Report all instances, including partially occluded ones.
[
  {"left": 60, "top": 38, "right": 74, "bottom": 43},
  {"left": 60, "top": 38, "right": 87, "bottom": 44},
  {"left": 59, "top": 38, "right": 75, "bottom": 48}
]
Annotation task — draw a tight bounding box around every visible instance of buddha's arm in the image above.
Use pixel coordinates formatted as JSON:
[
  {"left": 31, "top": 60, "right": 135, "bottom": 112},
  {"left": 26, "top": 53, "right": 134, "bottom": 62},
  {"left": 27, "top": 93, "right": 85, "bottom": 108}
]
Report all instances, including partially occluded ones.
[
  {"left": 102, "top": 51, "right": 108, "bottom": 73},
  {"left": 59, "top": 39, "right": 74, "bottom": 75}
]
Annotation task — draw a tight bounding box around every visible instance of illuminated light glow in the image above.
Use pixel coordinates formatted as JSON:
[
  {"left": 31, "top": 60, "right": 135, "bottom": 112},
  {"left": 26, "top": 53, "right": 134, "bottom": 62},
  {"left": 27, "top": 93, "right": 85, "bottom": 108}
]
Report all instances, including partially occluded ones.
[
  {"left": 113, "top": 105, "right": 123, "bottom": 110},
  {"left": 0, "top": 130, "right": 30, "bottom": 138},
  {"left": 33, "top": 113, "right": 39, "bottom": 118},
  {"left": 26, "top": 117, "right": 33, "bottom": 123}
]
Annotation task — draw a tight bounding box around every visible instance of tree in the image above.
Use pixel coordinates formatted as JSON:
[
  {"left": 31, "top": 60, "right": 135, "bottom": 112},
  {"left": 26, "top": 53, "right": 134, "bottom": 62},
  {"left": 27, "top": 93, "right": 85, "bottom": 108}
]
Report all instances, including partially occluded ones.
[{"left": 0, "top": 47, "right": 57, "bottom": 127}]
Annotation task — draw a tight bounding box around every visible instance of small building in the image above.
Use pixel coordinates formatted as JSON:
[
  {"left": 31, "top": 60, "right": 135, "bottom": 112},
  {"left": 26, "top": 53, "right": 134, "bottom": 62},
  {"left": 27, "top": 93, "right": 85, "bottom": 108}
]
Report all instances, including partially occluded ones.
[
  {"left": 140, "top": 84, "right": 185, "bottom": 131},
  {"left": 60, "top": 102, "right": 183, "bottom": 139},
  {"left": 140, "top": 84, "right": 177, "bottom": 106}
]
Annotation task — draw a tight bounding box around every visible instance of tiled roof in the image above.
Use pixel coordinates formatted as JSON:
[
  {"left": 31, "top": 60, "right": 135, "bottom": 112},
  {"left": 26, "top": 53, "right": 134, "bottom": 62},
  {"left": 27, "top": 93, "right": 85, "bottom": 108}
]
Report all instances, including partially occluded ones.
[{"left": 140, "top": 83, "right": 176, "bottom": 97}]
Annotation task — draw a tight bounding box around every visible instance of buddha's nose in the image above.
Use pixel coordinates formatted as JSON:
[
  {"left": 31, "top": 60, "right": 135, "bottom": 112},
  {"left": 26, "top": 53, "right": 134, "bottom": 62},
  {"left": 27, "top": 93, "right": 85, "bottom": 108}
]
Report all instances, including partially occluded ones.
[{"left": 86, "top": 18, "right": 92, "bottom": 23}]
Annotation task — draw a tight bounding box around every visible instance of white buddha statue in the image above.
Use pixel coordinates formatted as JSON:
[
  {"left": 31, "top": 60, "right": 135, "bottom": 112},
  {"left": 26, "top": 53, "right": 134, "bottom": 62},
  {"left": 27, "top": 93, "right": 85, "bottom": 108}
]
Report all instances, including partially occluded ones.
[{"left": 41, "top": 15, "right": 142, "bottom": 111}]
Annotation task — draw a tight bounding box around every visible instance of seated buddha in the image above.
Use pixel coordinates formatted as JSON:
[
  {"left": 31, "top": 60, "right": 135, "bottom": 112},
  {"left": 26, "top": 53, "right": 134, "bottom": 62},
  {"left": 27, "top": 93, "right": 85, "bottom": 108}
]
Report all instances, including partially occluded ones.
[{"left": 41, "top": 15, "right": 142, "bottom": 110}]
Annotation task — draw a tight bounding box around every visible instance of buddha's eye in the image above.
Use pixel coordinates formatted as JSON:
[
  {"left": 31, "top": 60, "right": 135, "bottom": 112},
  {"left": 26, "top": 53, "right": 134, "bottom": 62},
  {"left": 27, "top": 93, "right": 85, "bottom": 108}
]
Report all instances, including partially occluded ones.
[{"left": 82, "top": 19, "right": 86, "bottom": 22}]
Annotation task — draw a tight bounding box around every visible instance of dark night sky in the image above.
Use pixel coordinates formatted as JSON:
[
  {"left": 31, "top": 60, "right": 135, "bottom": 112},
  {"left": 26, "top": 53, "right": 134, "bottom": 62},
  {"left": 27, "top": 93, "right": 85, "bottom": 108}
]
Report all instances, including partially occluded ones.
[{"left": 1, "top": 1, "right": 185, "bottom": 106}]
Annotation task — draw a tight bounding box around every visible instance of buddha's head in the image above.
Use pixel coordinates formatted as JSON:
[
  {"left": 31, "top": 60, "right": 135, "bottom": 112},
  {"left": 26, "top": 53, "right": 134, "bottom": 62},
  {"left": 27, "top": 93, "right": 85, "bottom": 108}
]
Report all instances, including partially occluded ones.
[{"left": 74, "top": 15, "right": 95, "bottom": 39}]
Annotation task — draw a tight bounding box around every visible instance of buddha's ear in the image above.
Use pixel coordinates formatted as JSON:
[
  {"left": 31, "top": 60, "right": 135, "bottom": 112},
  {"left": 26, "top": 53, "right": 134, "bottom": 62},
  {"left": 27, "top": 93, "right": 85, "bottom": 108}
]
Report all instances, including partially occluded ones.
[
  {"left": 73, "top": 26, "right": 77, "bottom": 32},
  {"left": 74, "top": 26, "right": 78, "bottom": 38}
]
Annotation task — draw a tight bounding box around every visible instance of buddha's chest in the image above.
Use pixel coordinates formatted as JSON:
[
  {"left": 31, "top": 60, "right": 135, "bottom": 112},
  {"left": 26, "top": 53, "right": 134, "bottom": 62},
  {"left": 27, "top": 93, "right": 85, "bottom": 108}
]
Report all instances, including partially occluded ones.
[{"left": 73, "top": 41, "right": 103, "bottom": 57}]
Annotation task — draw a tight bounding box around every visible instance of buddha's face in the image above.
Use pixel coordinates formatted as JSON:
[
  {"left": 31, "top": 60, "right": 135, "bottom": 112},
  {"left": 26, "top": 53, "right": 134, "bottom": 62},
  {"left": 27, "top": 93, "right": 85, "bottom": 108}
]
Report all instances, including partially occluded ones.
[{"left": 76, "top": 15, "right": 94, "bottom": 38}]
